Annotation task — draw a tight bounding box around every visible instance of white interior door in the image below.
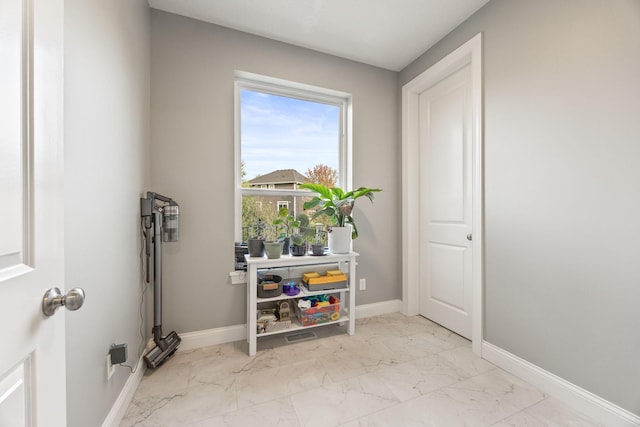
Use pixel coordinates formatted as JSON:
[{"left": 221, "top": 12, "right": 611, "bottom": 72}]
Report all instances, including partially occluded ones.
[
  {"left": 418, "top": 65, "right": 473, "bottom": 339},
  {"left": 0, "top": 0, "right": 66, "bottom": 425}
]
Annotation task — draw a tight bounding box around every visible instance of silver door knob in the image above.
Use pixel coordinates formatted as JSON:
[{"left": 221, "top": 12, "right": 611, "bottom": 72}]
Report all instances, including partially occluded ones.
[
  {"left": 466, "top": 234, "right": 472, "bottom": 241},
  {"left": 42, "top": 287, "right": 85, "bottom": 317}
]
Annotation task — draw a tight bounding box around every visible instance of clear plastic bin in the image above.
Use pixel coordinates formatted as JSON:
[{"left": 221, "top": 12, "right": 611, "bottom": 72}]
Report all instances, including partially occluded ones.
[{"left": 295, "top": 301, "right": 341, "bottom": 326}]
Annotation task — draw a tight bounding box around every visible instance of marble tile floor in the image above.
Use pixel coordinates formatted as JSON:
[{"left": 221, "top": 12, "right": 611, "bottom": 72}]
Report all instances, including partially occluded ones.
[{"left": 121, "top": 313, "right": 604, "bottom": 427}]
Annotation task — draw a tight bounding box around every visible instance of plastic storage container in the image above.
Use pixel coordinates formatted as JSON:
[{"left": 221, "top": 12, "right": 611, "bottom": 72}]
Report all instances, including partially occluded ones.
[{"left": 295, "top": 300, "right": 341, "bottom": 326}]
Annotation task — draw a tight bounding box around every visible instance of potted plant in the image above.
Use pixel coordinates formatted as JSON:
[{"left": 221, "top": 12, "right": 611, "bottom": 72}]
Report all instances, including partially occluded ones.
[
  {"left": 310, "top": 233, "right": 325, "bottom": 256},
  {"left": 307, "top": 223, "right": 325, "bottom": 256},
  {"left": 290, "top": 231, "right": 307, "bottom": 256},
  {"left": 299, "top": 183, "right": 381, "bottom": 254},
  {"left": 263, "top": 225, "right": 284, "bottom": 259},
  {"left": 247, "top": 220, "right": 266, "bottom": 257},
  {"left": 273, "top": 207, "right": 300, "bottom": 255}
]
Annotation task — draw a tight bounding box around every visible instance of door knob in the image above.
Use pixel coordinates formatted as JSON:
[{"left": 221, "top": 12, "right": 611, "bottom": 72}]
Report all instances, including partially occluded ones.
[
  {"left": 466, "top": 234, "right": 472, "bottom": 241},
  {"left": 42, "top": 287, "right": 85, "bottom": 317}
]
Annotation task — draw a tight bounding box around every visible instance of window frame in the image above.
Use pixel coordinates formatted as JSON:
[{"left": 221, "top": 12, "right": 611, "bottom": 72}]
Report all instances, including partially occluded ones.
[
  {"left": 277, "top": 201, "right": 290, "bottom": 211},
  {"left": 234, "top": 71, "right": 353, "bottom": 242}
]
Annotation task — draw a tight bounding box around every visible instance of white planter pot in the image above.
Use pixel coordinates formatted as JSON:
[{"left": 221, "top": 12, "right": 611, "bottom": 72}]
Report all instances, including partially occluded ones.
[{"left": 328, "top": 226, "right": 352, "bottom": 254}]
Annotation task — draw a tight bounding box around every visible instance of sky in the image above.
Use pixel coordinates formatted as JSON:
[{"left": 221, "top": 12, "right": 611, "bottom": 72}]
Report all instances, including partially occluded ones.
[{"left": 240, "top": 89, "right": 340, "bottom": 181}]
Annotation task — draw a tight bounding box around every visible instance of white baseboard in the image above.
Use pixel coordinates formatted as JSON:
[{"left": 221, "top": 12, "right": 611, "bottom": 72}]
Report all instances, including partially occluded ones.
[
  {"left": 178, "top": 324, "right": 247, "bottom": 352},
  {"left": 482, "top": 341, "right": 640, "bottom": 427},
  {"left": 176, "top": 299, "right": 402, "bottom": 352},
  {"left": 101, "top": 356, "right": 146, "bottom": 427},
  {"left": 355, "top": 299, "right": 403, "bottom": 319}
]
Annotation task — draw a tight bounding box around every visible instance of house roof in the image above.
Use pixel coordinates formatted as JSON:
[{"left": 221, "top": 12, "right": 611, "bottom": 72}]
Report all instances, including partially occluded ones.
[{"left": 247, "top": 169, "right": 308, "bottom": 185}]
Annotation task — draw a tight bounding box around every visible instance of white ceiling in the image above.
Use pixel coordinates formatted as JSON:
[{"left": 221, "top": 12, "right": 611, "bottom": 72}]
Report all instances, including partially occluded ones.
[{"left": 147, "top": 0, "right": 490, "bottom": 71}]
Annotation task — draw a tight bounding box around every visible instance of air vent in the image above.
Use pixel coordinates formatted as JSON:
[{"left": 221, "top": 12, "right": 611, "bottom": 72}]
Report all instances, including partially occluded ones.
[{"left": 284, "top": 331, "right": 317, "bottom": 344}]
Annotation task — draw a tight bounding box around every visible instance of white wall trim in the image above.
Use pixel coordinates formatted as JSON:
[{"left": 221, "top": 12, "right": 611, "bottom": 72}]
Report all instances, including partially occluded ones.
[
  {"left": 177, "top": 300, "right": 402, "bottom": 351},
  {"left": 101, "top": 356, "right": 146, "bottom": 427},
  {"left": 178, "top": 324, "right": 247, "bottom": 352},
  {"left": 355, "top": 299, "right": 402, "bottom": 319},
  {"left": 482, "top": 341, "right": 640, "bottom": 427},
  {"left": 401, "top": 32, "right": 484, "bottom": 355},
  {"left": 229, "top": 270, "right": 246, "bottom": 285}
]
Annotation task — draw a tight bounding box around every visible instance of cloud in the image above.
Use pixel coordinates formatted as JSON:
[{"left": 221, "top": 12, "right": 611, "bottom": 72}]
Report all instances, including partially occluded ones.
[{"left": 241, "top": 90, "right": 340, "bottom": 180}]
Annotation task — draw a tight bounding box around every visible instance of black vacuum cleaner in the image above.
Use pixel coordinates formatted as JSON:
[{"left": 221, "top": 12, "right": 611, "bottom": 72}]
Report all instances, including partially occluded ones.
[{"left": 141, "top": 191, "right": 181, "bottom": 369}]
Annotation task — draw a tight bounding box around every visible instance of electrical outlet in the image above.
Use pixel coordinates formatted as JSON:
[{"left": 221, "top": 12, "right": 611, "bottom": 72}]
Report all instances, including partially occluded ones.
[
  {"left": 110, "top": 343, "right": 127, "bottom": 365},
  {"left": 106, "top": 353, "right": 115, "bottom": 380},
  {"left": 359, "top": 278, "right": 366, "bottom": 291}
]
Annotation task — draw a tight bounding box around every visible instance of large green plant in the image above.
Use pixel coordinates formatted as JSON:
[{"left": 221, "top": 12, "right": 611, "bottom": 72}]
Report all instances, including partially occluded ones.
[{"left": 299, "top": 183, "right": 381, "bottom": 239}]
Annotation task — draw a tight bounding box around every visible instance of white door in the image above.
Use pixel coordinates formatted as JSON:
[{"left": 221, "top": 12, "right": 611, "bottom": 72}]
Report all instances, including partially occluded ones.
[
  {"left": 418, "top": 65, "right": 473, "bottom": 339},
  {"left": 0, "top": 0, "right": 68, "bottom": 425}
]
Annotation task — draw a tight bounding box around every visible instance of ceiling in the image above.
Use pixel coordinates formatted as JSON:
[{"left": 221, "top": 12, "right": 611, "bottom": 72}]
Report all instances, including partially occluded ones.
[{"left": 147, "top": 0, "right": 490, "bottom": 71}]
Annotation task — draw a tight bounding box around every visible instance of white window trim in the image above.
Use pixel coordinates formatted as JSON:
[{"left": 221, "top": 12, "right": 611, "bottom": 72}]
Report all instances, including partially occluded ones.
[{"left": 234, "top": 71, "right": 353, "bottom": 242}]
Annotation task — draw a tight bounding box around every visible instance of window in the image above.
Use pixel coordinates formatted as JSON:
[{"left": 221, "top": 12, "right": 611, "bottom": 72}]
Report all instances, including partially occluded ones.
[
  {"left": 235, "top": 72, "right": 352, "bottom": 242},
  {"left": 277, "top": 201, "right": 290, "bottom": 211}
]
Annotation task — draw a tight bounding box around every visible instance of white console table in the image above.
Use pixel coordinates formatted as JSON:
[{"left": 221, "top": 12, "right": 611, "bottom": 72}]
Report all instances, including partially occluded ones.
[{"left": 245, "top": 252, "right": 358, "bottom": 356}]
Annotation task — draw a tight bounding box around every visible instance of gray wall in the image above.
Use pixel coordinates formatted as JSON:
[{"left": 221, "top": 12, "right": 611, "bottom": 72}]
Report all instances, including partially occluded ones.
[
  {"left": 64, "top": 0, "right": 150, "bottom": 426},
  {"left": 150, "top": 10, "right": 399, "bottom": 334},
  {"left": 400, "top": 0, "right": 640, "bottom": 415}
]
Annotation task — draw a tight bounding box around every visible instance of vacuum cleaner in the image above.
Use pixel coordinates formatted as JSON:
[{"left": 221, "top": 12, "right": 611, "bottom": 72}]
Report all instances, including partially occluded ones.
[{"left": 141, "top": 191, "right": 181, "bottom": 369}]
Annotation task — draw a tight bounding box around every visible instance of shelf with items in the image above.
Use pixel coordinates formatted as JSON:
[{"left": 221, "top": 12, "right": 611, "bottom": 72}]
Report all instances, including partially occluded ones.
[
  {"left": 256, "top": 282, "right": 350, "bottom": 303},
  {"left": 245, "top": 252, "right": 358, "bottom": 356},
  {"left": 255, "top": 312, "right": 350, "bottom": 338}
]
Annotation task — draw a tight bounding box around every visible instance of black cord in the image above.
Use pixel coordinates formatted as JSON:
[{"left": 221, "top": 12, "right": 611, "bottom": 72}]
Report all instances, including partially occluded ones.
[{"left": 119, "top": 363, "right": 135, "bottom": 374}]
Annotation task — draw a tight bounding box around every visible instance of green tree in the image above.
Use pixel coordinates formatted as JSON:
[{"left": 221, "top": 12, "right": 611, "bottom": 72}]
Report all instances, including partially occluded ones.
[
  {"left": 240, "top": 160, "right": 251, "bottom": 187},
  {"left": 241, "top": 196, "right": 280, "bottom": 241}
]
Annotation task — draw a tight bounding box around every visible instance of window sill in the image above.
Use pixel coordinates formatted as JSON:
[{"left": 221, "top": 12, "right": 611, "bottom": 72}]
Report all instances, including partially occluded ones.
[{"left": 229, "top": 271, "right": 246, "bottom": 285}]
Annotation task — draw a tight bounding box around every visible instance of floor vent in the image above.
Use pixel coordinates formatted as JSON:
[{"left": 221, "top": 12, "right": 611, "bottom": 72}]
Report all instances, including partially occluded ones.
[{"left": 285, "top": 331, "right": 317, "bottom": 344}]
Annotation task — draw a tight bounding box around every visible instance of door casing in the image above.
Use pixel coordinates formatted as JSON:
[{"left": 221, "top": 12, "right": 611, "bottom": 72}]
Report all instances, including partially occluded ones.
[{"left": 402, "top": 33, "right": 483, "bottom": 355}]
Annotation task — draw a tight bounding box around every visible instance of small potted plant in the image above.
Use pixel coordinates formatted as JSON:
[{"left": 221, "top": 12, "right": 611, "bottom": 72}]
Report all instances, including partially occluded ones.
[
  {"left": 299, "top": 183, "right": 381, "bottom": 254},
  {"left": 263, "top": 225, "right": 285, "bottom": 259},
  {"left": 310, "top": 223, "right": 325, "bottom": 256},
  {"left": 290, "top": 231, "right": 307, "bottom": 256},
  {"left": 273, "top": 207, "right": 300, "bottom": 255},
  {"left": 247, "top": 220, "right": 266, "bottom": 257}
]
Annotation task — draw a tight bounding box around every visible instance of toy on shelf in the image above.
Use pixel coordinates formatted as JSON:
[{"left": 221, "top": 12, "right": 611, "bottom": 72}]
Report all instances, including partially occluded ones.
[
  {"left": 302, "top": 270, "right": 347, "bottom": 291},
  {"left": 296, "top": 295, "right": 340, "bottom": 326},
  {"left": 283, "top": 281, "right": 300, "bottom": 296}
]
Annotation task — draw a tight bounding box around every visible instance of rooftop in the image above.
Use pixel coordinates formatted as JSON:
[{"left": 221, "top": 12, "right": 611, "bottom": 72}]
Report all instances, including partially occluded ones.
[{"left": 247, "top": 169, "right": 308, "bottom": 185}]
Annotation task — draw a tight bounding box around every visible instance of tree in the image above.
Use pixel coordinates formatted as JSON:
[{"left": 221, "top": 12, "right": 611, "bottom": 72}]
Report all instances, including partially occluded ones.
[
  {"left": 302, "top": 165, "right": 339, "bottom": 234},
  {"left": 240, "top": 160, "right": 252, "bottom": 188},
  {"left": 306, "top": 164, "right": 337, "bottom": 187},
  {"left": 241, "top": 196, "right": 278, "bottom": 241}
]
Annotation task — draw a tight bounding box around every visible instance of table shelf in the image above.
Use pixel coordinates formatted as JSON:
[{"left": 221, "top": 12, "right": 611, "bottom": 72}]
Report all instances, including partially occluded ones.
[
  {"left": 246, "top": 252, "right": 358, "bottom": 356},
  {"left": 255, "top": 314, "right": 351, "bottom": 338}
]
